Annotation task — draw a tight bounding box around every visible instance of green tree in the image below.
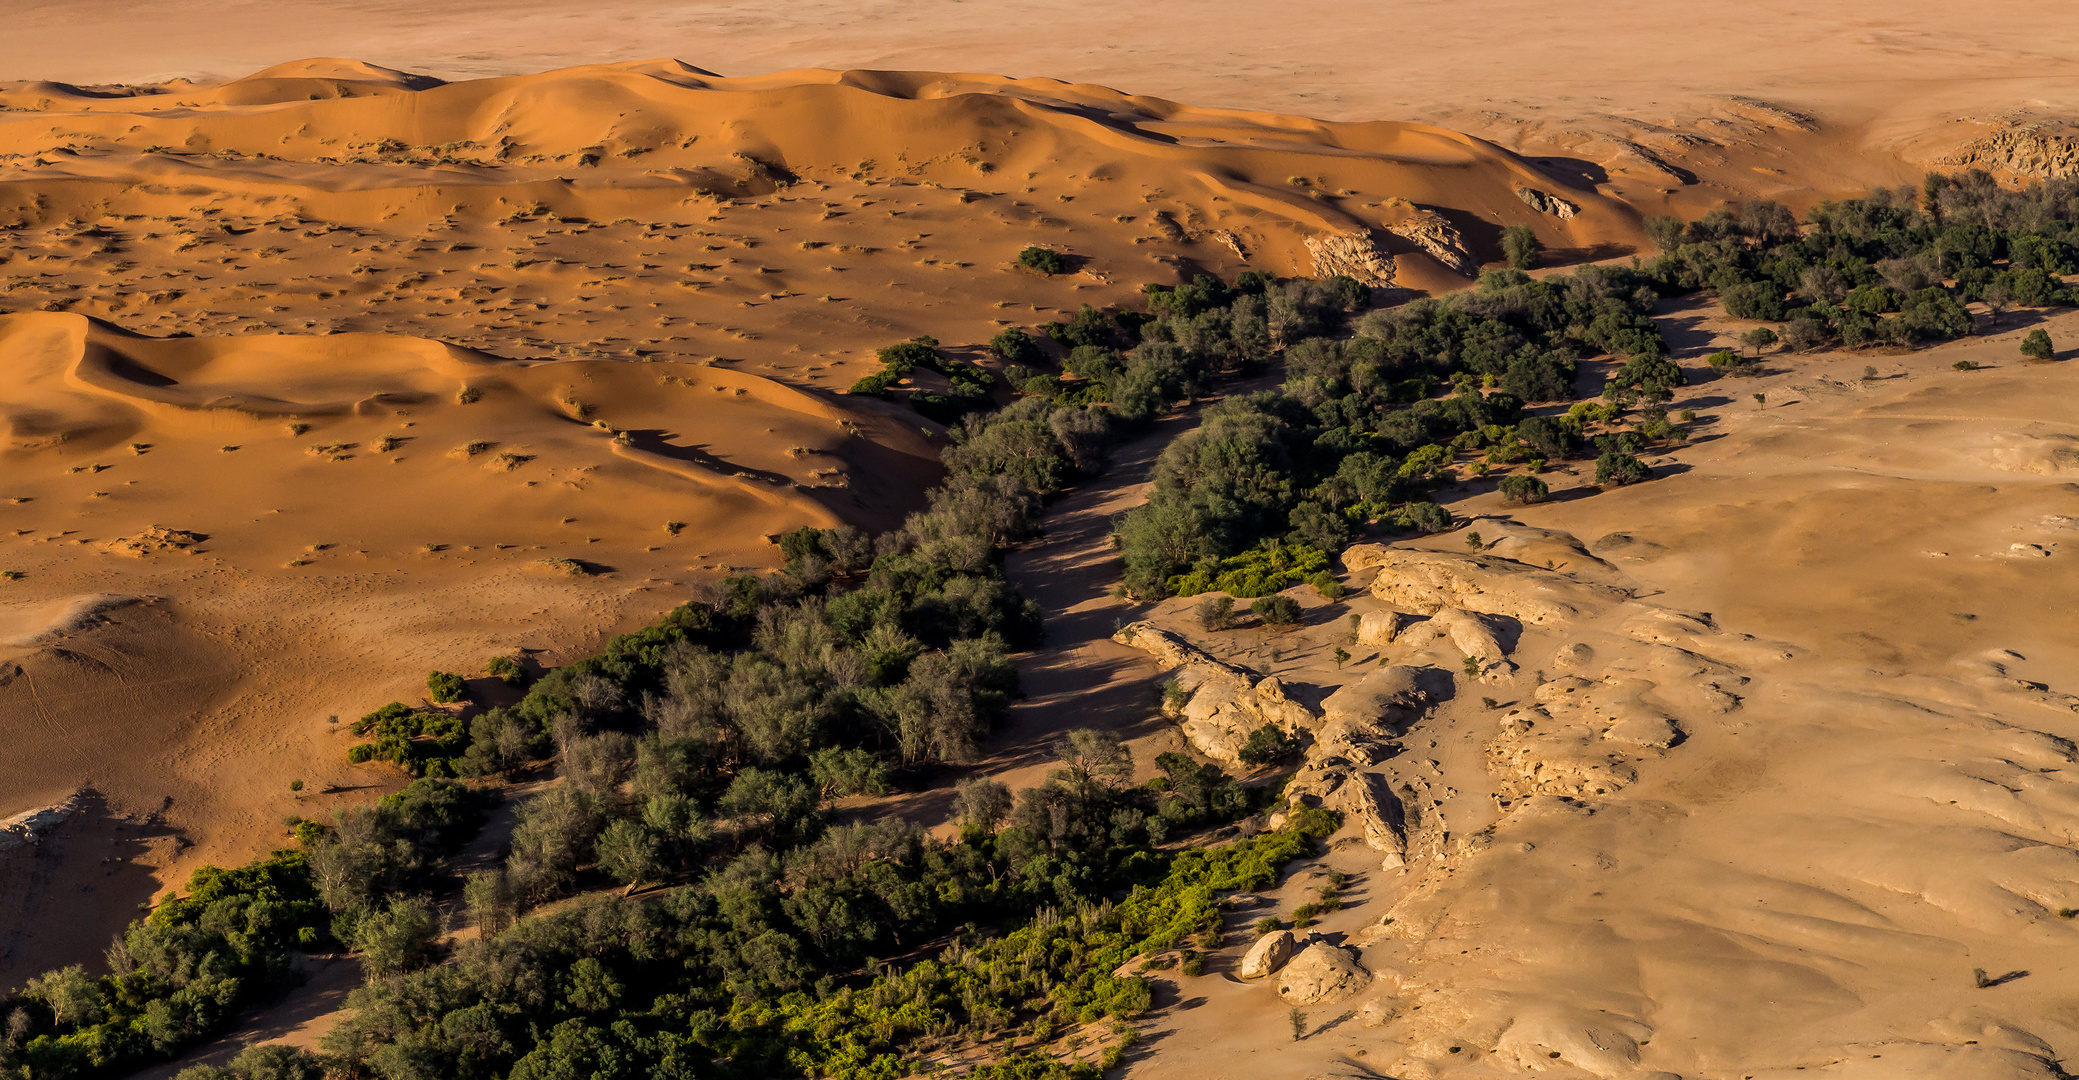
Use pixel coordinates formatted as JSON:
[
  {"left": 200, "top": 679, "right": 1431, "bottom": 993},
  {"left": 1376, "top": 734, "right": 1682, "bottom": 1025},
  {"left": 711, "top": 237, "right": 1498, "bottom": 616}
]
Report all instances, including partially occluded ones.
[
  {"left": 595, "top": 819, "right": 665, "bottom": 892},
  {"left": 1643, "top": 215, "right": 1685, "bottom": 252},
  {"left": 1739, "top": 327, "right": 1778, "bottom": 358},
  {"left": 808, "top": 747, "right": 891, "bottom": 797},
  {"left": 351, "top": 896, "right": 442, "bottom": 976},
  {"left": 1501, "top": 224, "right": 1543, "bottom": 270},
  {"left": 952, "top": 777, "right": 1013, "bottom": 835},
  {"left": 463, "top": 868, "right": 516, "bottom": 937},
  {"left": 2022, "top": 327, "right": 2054, "bottom": 360},
  {"left": 989, "top": 326, "right": 1042, "bottom": 365}
]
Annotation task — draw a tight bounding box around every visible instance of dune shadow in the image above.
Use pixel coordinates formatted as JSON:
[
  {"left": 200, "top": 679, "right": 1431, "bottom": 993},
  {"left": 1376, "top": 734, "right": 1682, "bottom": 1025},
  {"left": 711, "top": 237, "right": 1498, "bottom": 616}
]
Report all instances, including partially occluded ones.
[{"left": 617, "top": 427, "right": 797, "bottom": 488}]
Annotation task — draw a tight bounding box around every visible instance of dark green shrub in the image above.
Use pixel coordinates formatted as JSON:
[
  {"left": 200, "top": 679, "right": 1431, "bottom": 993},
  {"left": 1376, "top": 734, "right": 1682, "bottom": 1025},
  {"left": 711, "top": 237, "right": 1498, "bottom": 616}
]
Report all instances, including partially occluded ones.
[
  {"left": 487, "top": 655, "right": 529, "bottom": 687},
  {"left": 1017, "top": 246, "right": 1067, "bottom": 275},
  {"left": 1196, "top": 595, "right": 1235, "bottom": 631},
  {"left": 991, "top": 326, "right": 1043, "bottom": 365},
  {"left": 1239, "top": 723, "right": 1300, "bottom": 765},
  {"left": 347, "top": 743, "right": 376, "bottom": 764},
  {"left": 1250, "top": 594, "right": 1303, "bottom": 626},
  {"left": 1497, "top": 474, "right": 1549, "bottom": 505},
  {"left": 2023, "top": 328, "right": 2054, "bottom": 360},
  {"left": 1595, "top": 450, "right": 1650, "bottom": 487}
]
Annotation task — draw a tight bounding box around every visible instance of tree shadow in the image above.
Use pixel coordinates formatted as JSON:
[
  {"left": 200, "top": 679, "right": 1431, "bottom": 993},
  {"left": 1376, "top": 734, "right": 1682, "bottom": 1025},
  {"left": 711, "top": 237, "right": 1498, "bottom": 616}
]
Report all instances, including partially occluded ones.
[{"left": 1524, "top": 156, "right": 1610, "bottom": 187}]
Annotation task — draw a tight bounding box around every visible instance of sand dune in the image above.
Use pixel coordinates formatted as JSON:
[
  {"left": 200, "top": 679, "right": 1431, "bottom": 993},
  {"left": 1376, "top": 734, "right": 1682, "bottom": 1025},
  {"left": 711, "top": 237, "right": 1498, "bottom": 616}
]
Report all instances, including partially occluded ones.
[
  {"left": 0, "top": 305, "right": 931, "bottom": 984},
  {"left": 0, "top": 59, "right": 1630, "bottom": 986}
]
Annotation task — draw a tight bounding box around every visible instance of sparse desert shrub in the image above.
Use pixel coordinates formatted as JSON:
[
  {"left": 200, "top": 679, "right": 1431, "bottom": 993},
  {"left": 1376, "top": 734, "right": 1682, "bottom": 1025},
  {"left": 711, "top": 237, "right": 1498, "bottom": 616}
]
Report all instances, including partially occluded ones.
[
  {"left": 537, "top": 557, "right": 588, "bottom": 576},
  {"left": 456, "top": 386, "right": 482, "bottom": 404},
  {"left": 1196, "top": 595, "right": 1235, "bottom": 631}
]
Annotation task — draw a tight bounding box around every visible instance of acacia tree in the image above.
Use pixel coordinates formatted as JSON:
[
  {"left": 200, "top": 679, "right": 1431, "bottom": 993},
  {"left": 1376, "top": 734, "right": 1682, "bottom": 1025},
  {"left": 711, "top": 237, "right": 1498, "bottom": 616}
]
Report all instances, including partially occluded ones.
[
  {"left": 1984, "top": 282, "right": 2014, "bottom": 330},
  {"left": 1739, "top": 327, "right": 1778, "bottom": 359}
]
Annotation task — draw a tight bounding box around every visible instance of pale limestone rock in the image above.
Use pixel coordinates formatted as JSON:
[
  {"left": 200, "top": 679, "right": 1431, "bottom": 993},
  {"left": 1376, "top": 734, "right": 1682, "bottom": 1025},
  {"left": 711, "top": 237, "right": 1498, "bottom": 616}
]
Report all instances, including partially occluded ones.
[
  {"left": 1385, "top": 211, "right": 1478, "bottom": 277},
  {"left": 1603, "top": 714, "right": 1681, "bottom": 749},
  {"left": 1514, "top": 186, "right": 1580, "bottom": 218},
  {"left": 1240, "top": 929, "right": 1300, "bottom": 979},
  {"left": 1114, "top": 621, "right": 1316, "bottom": 765},
  {"left": 1359, "top": 995, "right": 1402, "bottom": 1027},
  {"left": 1327, "top": 771, "right": 1408, "bottom": 865},
  {"left": 1304, "top": 230, "right": 1396, "bottom": 287},
  {"left": 1353, "top": 609, "right": 1414, "bottom": 646},
  {"left": 1277, "top": 942, "right": 1372, "bottom": 1005},
  {"left": 1343, "top": 544, "right": 1625, "bottom": 625}
]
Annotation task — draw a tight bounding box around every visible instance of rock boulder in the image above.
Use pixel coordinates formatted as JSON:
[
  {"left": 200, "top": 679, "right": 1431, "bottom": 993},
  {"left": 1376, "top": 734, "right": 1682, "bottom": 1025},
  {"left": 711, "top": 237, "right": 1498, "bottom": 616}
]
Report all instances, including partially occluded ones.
[
  {"left": 1240, "top": 929, "right": 1302, "bottom": 979},
  {"left": 1277, "top": 942, "right": 1372, "bottom": 1005}
]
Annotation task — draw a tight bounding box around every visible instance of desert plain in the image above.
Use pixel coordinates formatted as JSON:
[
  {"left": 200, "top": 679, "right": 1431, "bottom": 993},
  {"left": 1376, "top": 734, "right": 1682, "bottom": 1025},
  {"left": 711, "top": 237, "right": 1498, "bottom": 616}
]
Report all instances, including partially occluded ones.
[{"left": 1, "top": 4, "right": 2078, "bottom": 1080}]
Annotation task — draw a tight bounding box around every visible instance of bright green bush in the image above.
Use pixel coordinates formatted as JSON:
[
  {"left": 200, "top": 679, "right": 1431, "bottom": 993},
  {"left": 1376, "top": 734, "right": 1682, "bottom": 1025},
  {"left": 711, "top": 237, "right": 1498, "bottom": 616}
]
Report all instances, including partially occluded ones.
[
  {"left": 426, "top": 670, "right": 466, "bottom": 703},
  {"left": 1166, "top": 542, "right": 1328, "bottom": 598}
]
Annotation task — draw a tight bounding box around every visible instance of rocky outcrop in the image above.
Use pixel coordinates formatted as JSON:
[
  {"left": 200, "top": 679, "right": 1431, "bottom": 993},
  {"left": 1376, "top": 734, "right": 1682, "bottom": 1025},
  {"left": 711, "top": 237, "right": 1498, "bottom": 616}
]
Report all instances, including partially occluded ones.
[
  {"left": 1278, "top": 942, "right": 1371, "bottom": 1005},
  {"left": 0, "top": 791, "right": 85, "bottom": 852},
  {"left": 1114, "top": 622, "right": 1316, "bottom": 766},
  {"left": 1305, "top": 230, "right": 1396, "bottom": 287},
  {"left": 1385, "top": 212, "right": 1479, "bottom": 277},
  {"left": 1343, "top": 544, "right": 1627, "bottom": 625},
  {"left": 1934, "top": 126, "right": 2079, "bottom": 181},
  {"left": 1284, "top": 750, "right": 1412, "bottom": 868},
  {"left": 1392, "top": 607, "right": 1513, "bottom": 667},
  {"left": 1240, "top": 929, "right": 1302, "bottom": 979},
  {"left": 1514, "top": 186, "right": 1579, "bottom": 219},
  {"left": 1318, "top": 664, "right": 1430, "bottom": 736},
  {"left": 102, "top": 525, "right": 204, "bottom": 557}
]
